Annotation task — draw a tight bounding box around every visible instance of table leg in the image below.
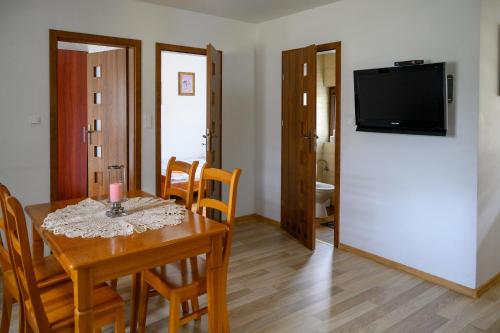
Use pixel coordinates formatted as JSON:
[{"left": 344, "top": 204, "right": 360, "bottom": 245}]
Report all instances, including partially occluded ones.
[
  {"left": 74, "top": 269, "right": 94, "bottom": 333},
  {"left": 32, "top": 223, "right": 44, "bottom": 261},
  {"left": 206, "top": 235, "right": 229, "bottom": 332},
  {"left": 129, "top": 273, "right": 141, "bottom": 333}
]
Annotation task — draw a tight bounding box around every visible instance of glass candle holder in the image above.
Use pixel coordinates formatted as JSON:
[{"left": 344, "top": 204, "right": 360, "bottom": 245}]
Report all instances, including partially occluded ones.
[{"left": 106, "top": 165, "right": 127, "bottom": 218}]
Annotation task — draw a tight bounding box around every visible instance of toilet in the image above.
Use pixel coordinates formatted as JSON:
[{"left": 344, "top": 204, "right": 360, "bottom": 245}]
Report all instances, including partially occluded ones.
[{"left": 315, "top": 181, "right": 335, "bottom": 218}]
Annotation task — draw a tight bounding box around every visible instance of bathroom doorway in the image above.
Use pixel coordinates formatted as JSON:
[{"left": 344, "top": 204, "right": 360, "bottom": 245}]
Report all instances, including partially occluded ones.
[
  {"left": 315, "top": 47, "right": 339, "bottom": 246},
  {"left": 281, "top": 42, "right": 341, "bottom": 249}
]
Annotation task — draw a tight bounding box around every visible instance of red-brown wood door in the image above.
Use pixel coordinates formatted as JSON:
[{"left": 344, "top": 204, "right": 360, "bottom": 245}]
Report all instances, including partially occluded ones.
[
  {"left": 281, "top": 45, "right": 317, "bottom": 250},
  {"left": 206, "top": 44, "right": 222, "bottom": 219},
  {"left": 87, "top": 49, "right": 128, "bottom": 197},
  {"left": 57, "top": 50, "right": 88, "bottom": 200}
]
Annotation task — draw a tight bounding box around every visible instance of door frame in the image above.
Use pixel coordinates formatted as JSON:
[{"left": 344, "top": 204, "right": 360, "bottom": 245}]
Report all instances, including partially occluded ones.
[
  {"left": 49, "top": 29, "right": 142, "bottom": 201},
  {"left": 317, "top": 41, "right": 342, "bottom": 248},
  {"left": 154, "top": 43, "right": 222, "bottom": 196}
]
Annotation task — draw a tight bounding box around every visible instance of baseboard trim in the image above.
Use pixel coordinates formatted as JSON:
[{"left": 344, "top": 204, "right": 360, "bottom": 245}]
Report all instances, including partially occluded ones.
[
  {"left": 234, "top": 214, "right": 260, "bottom": 223},
  {"left": 477, "top": 272, "right": 500, "bottom": 298},
  {"left": 339, "top": 243, "right": 478, "bottom": 298},
  {"left": 254, "top": 214, "right": 281, "bottom": 226},
  {"left": 234, "top": 213, "right": 281, "bottom": 226}
]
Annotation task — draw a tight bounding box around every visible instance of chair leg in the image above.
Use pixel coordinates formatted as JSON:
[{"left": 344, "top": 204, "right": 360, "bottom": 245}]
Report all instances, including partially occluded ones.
[
  {"left": 114, "top": 305, "right": 125, "bottom": 333},
  {"left": 191, "top": 296, "right": 201, "bottom": 320},
  {"left": 168, "top": 294, "right": 181, "bottom": 333},
  {"left": 18, "top": 301, "right": 25, "bottom": 333},
  {"left": 24, "top": 317, "right": 34, "bottom": 333},
  {"left": 0, "top": 289, "right": 14, "bottom": 333},
  {"left": 179, "top": 259, "right": 190, "bottom": 314},
  {"left": 188, "top": 256, "right": 201, "bottom": 320},
  {"left": 137, "top": 274, "right": 149, "bottom": 333}
]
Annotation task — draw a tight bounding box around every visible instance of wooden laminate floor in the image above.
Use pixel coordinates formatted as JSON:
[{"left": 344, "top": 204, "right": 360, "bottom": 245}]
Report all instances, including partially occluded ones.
[
  {"left": 2, "top": 219, "right": 500, "bottom": 332},
  {"left": 316, "top": 205, "right": 335, "bottom": 245},
  {"left": 316, "top": 224, "right": 334, "bottom": 245}
]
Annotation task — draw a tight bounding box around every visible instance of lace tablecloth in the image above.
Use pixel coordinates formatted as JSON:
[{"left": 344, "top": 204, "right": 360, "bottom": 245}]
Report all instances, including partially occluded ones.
[{"left": 42, "top": 197, "right": 186, "bottom": 238}]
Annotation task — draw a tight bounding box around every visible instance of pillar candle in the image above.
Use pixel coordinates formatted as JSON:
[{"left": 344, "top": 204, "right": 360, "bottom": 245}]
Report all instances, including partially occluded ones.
[{"left": 109, "top": 182, "right": 123, "bottom": 203}]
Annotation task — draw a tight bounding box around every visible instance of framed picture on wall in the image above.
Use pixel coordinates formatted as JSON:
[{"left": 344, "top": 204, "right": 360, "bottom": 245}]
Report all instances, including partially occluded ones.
[{"left": 178, "top": 72, "right": 195, "bottom": 96}]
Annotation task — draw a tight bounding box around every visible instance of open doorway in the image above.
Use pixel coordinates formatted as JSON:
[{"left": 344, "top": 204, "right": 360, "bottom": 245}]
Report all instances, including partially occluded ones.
[
  {"left": 281, "top": 42, "right": 341, "bottom": 250},
  {"left": 155, "top": 43, "right": 222, "bottom": 210},
  {"left": 315, "top": 49, "right": 338, "bottom": 246},
  {"left": 159, "top": 48, "right": 207, "bottom": 195},
  {"left": 49, "top": 30, "right": 142, "bottom": 201}
]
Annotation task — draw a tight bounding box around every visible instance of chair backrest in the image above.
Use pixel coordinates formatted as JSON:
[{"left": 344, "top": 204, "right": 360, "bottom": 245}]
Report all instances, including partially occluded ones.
[
  {"left": 163, "top": 157, "right": 199, "bottom": 210},
  {"left": 196, "top": 164, "right": 241, "bottom": 265},
  {"left": 5, "top": 195, "right": 51, "bottom": 331},
  {"left": 0, "top": 183, "right": 13, "bottom": 273}
]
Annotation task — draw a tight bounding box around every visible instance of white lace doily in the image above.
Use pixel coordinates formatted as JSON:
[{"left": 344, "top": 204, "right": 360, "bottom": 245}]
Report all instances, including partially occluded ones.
[{"left": 42, "top": 197, "right": 186, "bottom": 238}]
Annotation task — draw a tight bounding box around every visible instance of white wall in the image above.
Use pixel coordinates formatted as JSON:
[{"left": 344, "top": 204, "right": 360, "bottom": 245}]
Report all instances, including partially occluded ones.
[
  {"left": 255, "top": 0, "right": 480, "bottom": 287},
  {"left": 0, "top": 0, "right": 256, "bottom": 216},
  {"left": 161, "top": 51, "right": 206, "bottom": 169},
  {"left": 477, "top": 0, "right": 500, "bottom": 286}
]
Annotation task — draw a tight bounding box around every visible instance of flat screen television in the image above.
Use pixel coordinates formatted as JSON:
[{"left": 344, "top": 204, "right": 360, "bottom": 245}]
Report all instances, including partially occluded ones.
[{"left": 354, "top": 62, "right": 447, "bottom": 136}]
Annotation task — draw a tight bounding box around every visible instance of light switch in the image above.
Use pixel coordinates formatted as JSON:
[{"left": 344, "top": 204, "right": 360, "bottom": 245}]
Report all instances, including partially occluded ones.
[{"left": 30, "top": 114, "right": 41, "bottom": 125}]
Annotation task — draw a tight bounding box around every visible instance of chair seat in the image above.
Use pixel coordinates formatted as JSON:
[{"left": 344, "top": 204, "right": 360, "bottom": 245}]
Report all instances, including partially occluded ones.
[
  {"left": 33, "top": 254, "right": 69, "bottom": 288},
  {"left": 147, "top": 256, "right": 207, "bottom": 292},
  {"left": 26, "top": 281, "right": 123, "bottom": 331}
]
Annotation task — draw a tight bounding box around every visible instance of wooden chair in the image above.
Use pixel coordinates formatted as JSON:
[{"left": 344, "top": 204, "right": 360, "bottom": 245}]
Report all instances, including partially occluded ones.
[
  {"left": 160, "top": 156, "right": 200, "bottom": 305},
  {"left": 0, "top": 184, "right": 69, "bottom": 333},
  {"left": 163, "top": 156, "right": 199, "bottom": 210},
  {"left": 137, "top": 164, "right": 242, "bottom": 332},
  {"left": 110, "top": 157, "right": 199, "bottom": 307},
  {"left": 3, "top": 194, "right": 126, "bottom": 332}
]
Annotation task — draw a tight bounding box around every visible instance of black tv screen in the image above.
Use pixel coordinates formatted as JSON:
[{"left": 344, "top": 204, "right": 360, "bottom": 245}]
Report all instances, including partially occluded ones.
[{"left": 354, "top": 63, "right": 447, "bottom": 136}]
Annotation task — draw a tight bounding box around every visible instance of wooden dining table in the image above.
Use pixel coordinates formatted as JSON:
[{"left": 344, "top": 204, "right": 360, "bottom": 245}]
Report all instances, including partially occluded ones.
[{"left": 25, "top": 191, "right": 229, "bottom": 333}]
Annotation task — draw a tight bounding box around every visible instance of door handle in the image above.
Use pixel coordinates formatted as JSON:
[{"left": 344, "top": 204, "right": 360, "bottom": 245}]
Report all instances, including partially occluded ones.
[
  {"left": 203, "top": 130, "right": 212, "bottom": 150},
  {"left": 303, "top": 133, "right": 318, "bottom": 152}
]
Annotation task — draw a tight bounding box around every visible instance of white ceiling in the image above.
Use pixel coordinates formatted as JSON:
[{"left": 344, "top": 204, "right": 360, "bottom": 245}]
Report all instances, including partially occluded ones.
[{"left": 139, "top": 0, "right": 341, "bottom": 23}]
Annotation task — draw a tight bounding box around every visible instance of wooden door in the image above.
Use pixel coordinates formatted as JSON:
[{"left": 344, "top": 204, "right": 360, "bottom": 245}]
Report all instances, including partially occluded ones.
[
  {"left": 206, "top": 44, "right": 222, "bottom": 219},
  {"left": 87, "top": 49, "right": 127, "bottom": 197},
  {"left": 281, "top": 45, "right": 317, "bottom": 250},
  {"left": 57, "top": 50, "right": 88, "bottom": 200}
]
